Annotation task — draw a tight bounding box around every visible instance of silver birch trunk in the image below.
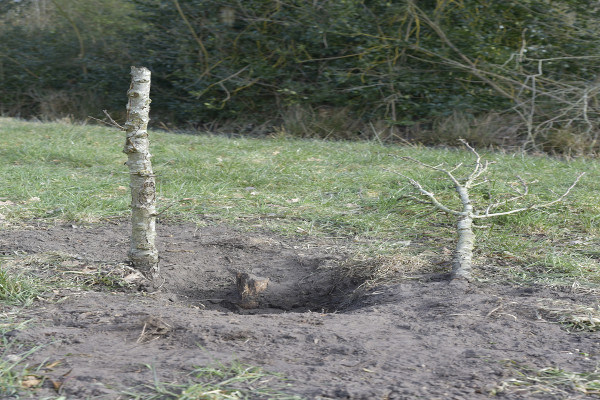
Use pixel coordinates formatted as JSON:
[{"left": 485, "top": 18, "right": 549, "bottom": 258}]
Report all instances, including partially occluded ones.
[
  {"left": 123, "top": 66, "right": 159, "bottom": 279},
  {"left": 452, "top": 186, "right": 475, "bottom": 281}
]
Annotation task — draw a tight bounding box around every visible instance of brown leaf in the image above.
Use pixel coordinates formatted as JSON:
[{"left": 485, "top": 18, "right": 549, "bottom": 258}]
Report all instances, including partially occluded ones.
[
  {"left": 21, "top": 375, "right": 42, "bottom": 388},
  {"left": 51, "top": 379, "right": 62, "bottom": 391}
]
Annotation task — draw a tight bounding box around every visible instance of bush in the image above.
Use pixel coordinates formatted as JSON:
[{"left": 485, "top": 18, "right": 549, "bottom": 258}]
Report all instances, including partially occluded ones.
[{"left": 1, "top": 0, "right": 599, "bottom": 153}]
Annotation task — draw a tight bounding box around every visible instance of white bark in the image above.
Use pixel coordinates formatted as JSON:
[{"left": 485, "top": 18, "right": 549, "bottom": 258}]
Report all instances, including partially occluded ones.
[
  {"left": 452, "top": 186, "right": 475, "bottom": 281},
  {"left": 123, "top": 66, "right": 159, "bottom": 279}
]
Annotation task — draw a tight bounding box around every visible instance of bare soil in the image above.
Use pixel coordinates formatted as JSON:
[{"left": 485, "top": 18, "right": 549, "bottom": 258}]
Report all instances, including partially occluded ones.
[{"left": 1, "top": 222, "right": 599, "bottom": 399}]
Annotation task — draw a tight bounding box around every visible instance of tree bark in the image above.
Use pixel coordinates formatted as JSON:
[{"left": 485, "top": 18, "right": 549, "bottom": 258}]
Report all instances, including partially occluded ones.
[
  {"left": 451, "top": 184, "right": 475, "bottom": 281},
  {"left": 452, "top": 213, "right": 474, "bottom": 281},
  {"left": 123, "top": 66, "right": 159, "bottom": 279}
]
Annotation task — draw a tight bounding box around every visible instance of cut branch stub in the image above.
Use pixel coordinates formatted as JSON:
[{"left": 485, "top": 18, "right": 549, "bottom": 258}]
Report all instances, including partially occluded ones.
[
  {"left": 236, "top": 272, "right": 269, "bottom": 309},
  {"left": 124, "top": 66, "right": 159, "bottom": 279}
]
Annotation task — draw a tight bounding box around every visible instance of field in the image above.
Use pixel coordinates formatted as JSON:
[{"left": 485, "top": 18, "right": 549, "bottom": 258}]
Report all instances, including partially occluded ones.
[{"left": 1, "top": 118, "right": 600, "bottom": 399}]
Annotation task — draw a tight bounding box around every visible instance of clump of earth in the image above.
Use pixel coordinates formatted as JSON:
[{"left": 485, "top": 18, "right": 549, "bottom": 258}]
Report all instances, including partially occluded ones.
[{"left": 1, "top": 222, "right": 599, "bottom": 399}]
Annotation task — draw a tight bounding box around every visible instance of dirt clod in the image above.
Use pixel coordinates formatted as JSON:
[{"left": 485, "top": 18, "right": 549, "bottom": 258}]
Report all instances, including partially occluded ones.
[{"left": 137, "top": 316, "right": 172, "bottom": 343}]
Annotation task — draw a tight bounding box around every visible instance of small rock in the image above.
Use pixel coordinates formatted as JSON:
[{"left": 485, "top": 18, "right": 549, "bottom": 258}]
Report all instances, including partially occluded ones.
[{"left": 4, "top": 354, "right": 21, "bottom": 363}]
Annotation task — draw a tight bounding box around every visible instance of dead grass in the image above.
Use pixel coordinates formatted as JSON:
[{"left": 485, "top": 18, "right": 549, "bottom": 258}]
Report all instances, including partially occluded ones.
[
  {"left": 132, "top": 361, "right": 303, "bottom": 400},
  {"left": 537, "top": 299, "right": 600, "bottom": 332},
  {"left": 497, "top": 362, "right": 600, "bottom": 398},
  {"left": 407, "top": 112, "right": 523, "bottom": 150},
  {"left": 340, "top": 250, "right": 445, "bottom": 292},
  {"left": 278, "top": 104, "right": 363, "bottom": 140},
  {"left": 3, "top": 251, "right": 146, "bottom": 297}
]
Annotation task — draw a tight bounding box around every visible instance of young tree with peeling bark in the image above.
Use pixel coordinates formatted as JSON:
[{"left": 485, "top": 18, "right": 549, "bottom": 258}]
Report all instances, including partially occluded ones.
[
  {"left": 398, "top": 140, "right": 584, "bottom": 282},
  {"left": 123, "top": 66, "right": 159, "bottom": 279}
]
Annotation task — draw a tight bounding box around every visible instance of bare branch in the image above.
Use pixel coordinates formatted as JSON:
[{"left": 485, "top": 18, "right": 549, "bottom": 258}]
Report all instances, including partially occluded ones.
[
  {"left": 398, "top": 173, "right": 463, "bottom": 216},
  {"left": 448, "top": 162, "right": 463, "bottom": 173},
  {"left": 400, "top": 156, "right": 443, "bottom": 172},
  {"left": 87, "top": 111, "right": 126, "bottom": 131},
  {"left": 470, "top": 179, "right": 490, "bottom": 188},
  {"left": 401, "top": 156, "right": 462, "bottom": 188},
  {"left": 459, "top": 139, "right": 478, "bottom": 158},
  {"left": 398, "top": 194, "right": 436, "bottom": 205},
  {"left": 172, "top": 0, "right": 209, "bottom": 71},
  {"left": 103, "top": 110, "right": 125, "bottom": 130},
  {"left": 396, "top": 140, "right": 584, "bottom": 282},
  {"left": 192, "top": 65, "right": 251, "bottom": 100},
  {"left": 484, "top": 176, "right": 529, "bottom": 214},
  {"left": 458, "top": 139, "right": 491, "bottom": 186},
  {"left": 474, "top": 172, "right": 585, "bottom": 219}
]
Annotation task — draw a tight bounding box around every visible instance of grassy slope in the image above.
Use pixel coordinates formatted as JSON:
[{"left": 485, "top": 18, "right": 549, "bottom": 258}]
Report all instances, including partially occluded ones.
[
  {"left": 0, "top": 117, "right": 599, "bottom": 287},
  {"left": 2, "top": 117, "right": 600, "bottom": 398}
]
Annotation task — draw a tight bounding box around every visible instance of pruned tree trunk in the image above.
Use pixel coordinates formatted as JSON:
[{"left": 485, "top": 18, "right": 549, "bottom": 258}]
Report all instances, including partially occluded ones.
[
  {"left": 452, "top": 183, "right": 475, "bottom": 280},
  {"left": 453, "top": 213, "right": 474, "bottom": 281},
  {"left": 123, "top": 66, "right": 159, "bottom": 279}
]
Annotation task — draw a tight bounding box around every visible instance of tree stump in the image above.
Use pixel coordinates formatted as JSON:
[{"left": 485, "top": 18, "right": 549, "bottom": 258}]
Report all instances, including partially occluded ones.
[
  {"left": 123, "top": 66, "right": 159, "bottom": 279},
  {"left": 236, "top": 272, "right": 269, "bottom": 309}
]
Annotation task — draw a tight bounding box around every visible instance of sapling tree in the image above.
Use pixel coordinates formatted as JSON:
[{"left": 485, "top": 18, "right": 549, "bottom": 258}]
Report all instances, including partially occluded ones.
[
  {"left": 123, "top": 66, "right": 159, "bottom": 279},
  {"left": 398, "top": 140, "right": 584, "bottom": 282}
]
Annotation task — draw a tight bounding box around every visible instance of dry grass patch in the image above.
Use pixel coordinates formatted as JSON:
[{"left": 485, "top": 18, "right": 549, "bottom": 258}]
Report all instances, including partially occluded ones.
[
  {"left": 3, "top": 251, "right": 146, "bottom": 295},
  {"left": 497, "top": 362, "right": 600, "bottom": 398},
  {"left": 537, "top": 299, "right": 600, "bottom": 332},
  {"left": 341, "top": 251, "right": 443, "bottom": 292}
]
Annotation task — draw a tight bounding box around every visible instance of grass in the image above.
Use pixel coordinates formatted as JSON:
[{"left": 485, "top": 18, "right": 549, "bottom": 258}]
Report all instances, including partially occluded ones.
[
  {"left": 1, "top": 251, "right": 142, "bottom": 304},
  {"left": 125, "top": 361, "right": 303, "bottom": 400},
  {"left": 497, "top": 362, "right": 600, "bottom": 398},
  {"left": 1, "top": 117, "right": 599, "bottom": 399},
  {"left": 0, "top": 317, "right": 46, "bottom": 399},
  {"left": 1, "top": 117, "right": 598, "bottom": 288},
  {"left": 537, "top": 299, "right": 600, "bottom": 332},
  {"left": 0, "top": 263, "right": 40, "bottom": 306}
]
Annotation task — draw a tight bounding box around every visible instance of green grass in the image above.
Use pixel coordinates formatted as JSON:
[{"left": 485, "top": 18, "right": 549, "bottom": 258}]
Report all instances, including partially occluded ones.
[
  {"left": 1, "top": 117, "right": 599, "bottom": 288},
  {"left": 124, "top": 361, "right": 303, "bottom": 400},
  {"left": 0, "top": 264, "right": 40, "bottom": 306},
  {"left": 0, "top": 317, "right": 45, "bottom": 399},
  {"left": 497, "top": 362, "right": 600, "bottom": 397}
]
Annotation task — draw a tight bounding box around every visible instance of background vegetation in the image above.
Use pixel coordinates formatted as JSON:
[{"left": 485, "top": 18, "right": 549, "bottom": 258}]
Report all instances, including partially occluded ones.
[{"left": 1, "top": 0, "right": 600, "bottom": 152}]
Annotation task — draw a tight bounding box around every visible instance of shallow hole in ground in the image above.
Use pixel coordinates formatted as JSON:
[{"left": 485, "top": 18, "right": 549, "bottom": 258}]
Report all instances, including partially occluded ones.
[
  {"left": 0, "top": 222, "right": 365, "bottom": 314},
  {"left": 154, "top": 226, "right": 363, "bottom": 314}
]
